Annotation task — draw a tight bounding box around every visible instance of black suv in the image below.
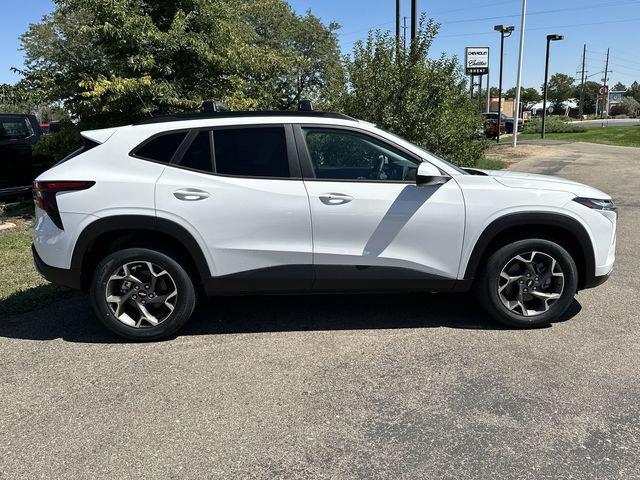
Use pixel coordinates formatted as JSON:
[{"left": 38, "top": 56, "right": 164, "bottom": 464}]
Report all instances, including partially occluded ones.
[{"left": 0, "top": 114, "right": 46, "bottom": 197}]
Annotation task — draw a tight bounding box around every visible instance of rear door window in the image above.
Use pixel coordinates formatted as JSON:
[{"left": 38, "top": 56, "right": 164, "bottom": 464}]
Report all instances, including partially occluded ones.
[
  {"left": 213, "top": 127, "right": 289, "bottom": 178},
  {"left": 134, "top": 132, "right": 187, "bottom": 163}
]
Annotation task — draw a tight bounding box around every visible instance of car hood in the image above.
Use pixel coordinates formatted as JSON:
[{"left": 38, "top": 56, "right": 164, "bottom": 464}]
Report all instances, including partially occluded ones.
[{"left": 478, "top": 169, "right": 611, "bottom": 199}]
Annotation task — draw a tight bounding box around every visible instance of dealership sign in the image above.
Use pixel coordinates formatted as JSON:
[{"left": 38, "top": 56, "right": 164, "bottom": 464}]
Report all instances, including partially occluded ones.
[
  {"left": 465, "top": 47, "right": 489, "bottom": 75},
  {"left": 609, "top": 91, "right": 624, "bottom": 104}
]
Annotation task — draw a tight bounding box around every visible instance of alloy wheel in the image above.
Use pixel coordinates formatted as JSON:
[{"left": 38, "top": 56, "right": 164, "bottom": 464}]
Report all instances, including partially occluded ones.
[
  {"left": 105, "top": 261, "right": 178, "bottom": 328},
  {"left": 497, "top": 251, "right": 565, "bottom": 317}
]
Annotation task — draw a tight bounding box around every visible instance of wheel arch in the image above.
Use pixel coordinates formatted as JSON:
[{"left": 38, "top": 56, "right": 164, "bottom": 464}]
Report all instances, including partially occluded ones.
[
  {"left": 71, "top": 215, "right": 211, "bottom": 290},
  {"left": 463, "top": 212, "right": 596, "bottom": 290}
]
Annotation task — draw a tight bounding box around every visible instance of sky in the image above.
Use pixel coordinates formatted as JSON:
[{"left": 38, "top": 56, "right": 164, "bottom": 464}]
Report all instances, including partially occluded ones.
[{"left": 2, "top": 0, "right": 640, "bottom": 92}]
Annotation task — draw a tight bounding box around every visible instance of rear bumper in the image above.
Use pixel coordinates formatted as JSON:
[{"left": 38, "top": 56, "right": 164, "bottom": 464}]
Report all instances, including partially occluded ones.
[{"left": 32, "top": 244, "right": 82, "bottom": 290}]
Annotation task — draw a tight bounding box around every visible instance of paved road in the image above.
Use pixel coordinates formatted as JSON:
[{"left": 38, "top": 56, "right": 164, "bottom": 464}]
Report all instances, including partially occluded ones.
[
  {"left": 570, "top": 118, "right": 640, "bottom": 128},
  {"left": 1, "top": 143, "right": 639, "bottom": 479}
]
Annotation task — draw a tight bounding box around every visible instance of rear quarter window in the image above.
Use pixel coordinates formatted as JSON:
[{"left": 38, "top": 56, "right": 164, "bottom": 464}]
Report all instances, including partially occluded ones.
[{"left": 133, "top": 132, "right": 187, "bottom": 163}]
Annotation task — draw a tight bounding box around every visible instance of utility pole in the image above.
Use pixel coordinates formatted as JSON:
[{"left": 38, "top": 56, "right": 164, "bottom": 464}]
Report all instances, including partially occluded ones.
[
  {"left": 396, "top": 0, "right": 401, "bottom": 54},
  {"left": 579, "top": 43, "right": 586, "bottom": 117},
  {"left": 512, "top": 0, "right": 527, "bottom": 148},
  {"left": 403, "top": 16, "right": 408, "bottom": 50},
  {"left": 494, "top": 24, "right": 514, "bottom": 143},
  {"left": 411, "top": 0, "right": 418, "bottom": 44},
  {"left": 602, "top": 47, "right": 610, "bottom": 118}
]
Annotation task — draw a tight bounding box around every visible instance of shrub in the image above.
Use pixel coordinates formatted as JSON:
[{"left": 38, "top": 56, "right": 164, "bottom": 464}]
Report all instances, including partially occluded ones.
[
  {"left": 523, "top": 116, "right": 586, "bottom": 134},
  {"left": 621, "top": 97, "right": 640, "bottom": 118},
  {"left": 32, "top": 119, "right": 82, "bottom": 163}
]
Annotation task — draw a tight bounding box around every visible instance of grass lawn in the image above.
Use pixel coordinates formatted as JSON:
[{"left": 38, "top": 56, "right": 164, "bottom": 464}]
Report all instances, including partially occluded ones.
[
  {"left": 0, "top": 202, "right": 76, "bottom": 317},
  {"left": 475, "top": 157, "right": 506, "bottom": 170},
  {"left": 507, "top": 125, "right": 640, "bottom": 148}
]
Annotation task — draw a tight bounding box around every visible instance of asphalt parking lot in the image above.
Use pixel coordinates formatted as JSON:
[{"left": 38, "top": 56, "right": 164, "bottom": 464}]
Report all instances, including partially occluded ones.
[{"left": 1, "top": 141, "right": 639, "bottom": 479}]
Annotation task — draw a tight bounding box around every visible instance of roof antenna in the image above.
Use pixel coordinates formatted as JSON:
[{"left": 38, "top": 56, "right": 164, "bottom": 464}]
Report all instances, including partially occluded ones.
[{"left": 298, "top": 99, "right": 314, "bottom": 112}]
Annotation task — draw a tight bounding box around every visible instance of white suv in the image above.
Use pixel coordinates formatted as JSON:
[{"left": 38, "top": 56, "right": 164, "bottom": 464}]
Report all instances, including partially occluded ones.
[{"left": 32, "top": 111, "right": 616, "bottom": 340}]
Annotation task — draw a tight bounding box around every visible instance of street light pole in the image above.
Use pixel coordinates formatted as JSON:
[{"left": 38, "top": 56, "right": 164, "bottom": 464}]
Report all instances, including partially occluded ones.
[
  {"left": 411, "top": 0, "right": 418, "bottom": 44},
  {"left": 486, "top": 69, "right": 491, "bottom": 113},
  {"left": 494, "top": 25, "right": 514, "bottom": 143},
  {"left": 396, "top": 0, "right": 402, "bottom": 56},
  {"left": 541, "top": 34, "right": 564, "bottom": 139},
  {"left": 511, "top": 0, "right": 527, "bottom": 148}
]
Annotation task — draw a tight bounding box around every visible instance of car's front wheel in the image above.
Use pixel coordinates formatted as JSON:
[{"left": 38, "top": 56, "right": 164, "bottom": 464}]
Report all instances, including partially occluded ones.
[
  {"left": 90, "top": 248, "right": 196, "bottom": 341},
  {"left": 476, "top": 239, "right": 578, "bottom": 328}
]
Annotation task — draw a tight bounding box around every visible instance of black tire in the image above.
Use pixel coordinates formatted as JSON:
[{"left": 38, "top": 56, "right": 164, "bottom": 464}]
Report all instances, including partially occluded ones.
[
  {"left": 90, "top": 248, "right": 196, "bottom": 341},
  {"left": 475, "top": 239, "right": 578, "bottom": 328}
]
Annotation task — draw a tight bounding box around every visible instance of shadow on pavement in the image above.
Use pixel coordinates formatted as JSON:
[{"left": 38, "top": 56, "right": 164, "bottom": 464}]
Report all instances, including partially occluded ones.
[{"left": 0, "top": 292, "right": 582, "bottom": 344}]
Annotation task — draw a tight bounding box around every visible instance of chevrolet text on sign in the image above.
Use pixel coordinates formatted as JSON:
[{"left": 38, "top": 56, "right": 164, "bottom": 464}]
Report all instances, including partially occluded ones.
[{"left": 465, "top": 47, "right": 489, "bottom": 75}]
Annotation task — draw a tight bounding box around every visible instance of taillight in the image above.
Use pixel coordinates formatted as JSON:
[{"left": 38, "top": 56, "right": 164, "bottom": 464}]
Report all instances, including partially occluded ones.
[{"left": 32, "top": 181, "right": 95, "bottom": 230}]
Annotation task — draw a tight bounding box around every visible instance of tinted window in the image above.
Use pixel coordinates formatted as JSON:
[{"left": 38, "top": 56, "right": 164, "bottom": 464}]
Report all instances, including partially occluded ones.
[
  {"left": 0, "top": 118, "right": 32, "bottom": 140},
  {"left": 303, "top": 128, "right": 418, "bottom": 181},
  {"left": 178, "top": 131, "right": 212, "bottom": 172},
  {"left": 135, "top": 132, "right": 186, "bottom": 163},
  {"left": 214, "top": 127, "right": 289, "bottom": 178},
  {"left": 55, "top": 139, "right": 99, "bottom": 166}
]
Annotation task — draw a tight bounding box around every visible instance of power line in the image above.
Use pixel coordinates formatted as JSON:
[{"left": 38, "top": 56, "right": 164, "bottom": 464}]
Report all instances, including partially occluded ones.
[
  {"left": 340, "top": 0, "right": 637, "bottom": 39},
  {"left": 433, "top": 0, "right": 639, "bottom": 26},
  {"left": 435, "top": 17, "right": 640, "bottom": 39},
  {"left": 586, "top": 50, "right": 640, "bottom": 69},
  {"left": 587, "top": 53, "right": 640, "bottom": 74},
  {"left": 430, "top": 0, "right": 519, "bottom": 16},
  {"left": 339, "top": 0, "right": 520, "bottom": 38}
]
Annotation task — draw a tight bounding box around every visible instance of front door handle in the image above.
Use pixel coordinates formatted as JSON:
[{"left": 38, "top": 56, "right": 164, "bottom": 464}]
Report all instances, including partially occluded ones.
[
  {"left": 319, "top": 193, "right": 353, "bottom": 205},
  {"left": 173, "top": 188, "right": 211, "bottom": 201}
]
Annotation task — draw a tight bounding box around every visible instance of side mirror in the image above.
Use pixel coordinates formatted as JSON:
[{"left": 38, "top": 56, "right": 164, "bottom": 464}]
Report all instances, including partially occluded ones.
[{"left": 417, "top": 162, "right": 449, "bottom": 186}]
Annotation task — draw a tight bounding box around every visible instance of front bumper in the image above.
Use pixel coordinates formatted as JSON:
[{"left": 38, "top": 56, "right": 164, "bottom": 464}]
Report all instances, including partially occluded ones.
[
  {"left": 32, "top": 244, "right": 82, "bottom": 290},
  {"left": 582, "top": 272, "right": 610, "bottom": 290}
]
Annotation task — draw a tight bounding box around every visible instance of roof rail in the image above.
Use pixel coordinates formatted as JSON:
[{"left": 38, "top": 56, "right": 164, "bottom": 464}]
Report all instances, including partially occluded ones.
[{"left": 132, "top": 110, "right": 356, "bottom": 126}]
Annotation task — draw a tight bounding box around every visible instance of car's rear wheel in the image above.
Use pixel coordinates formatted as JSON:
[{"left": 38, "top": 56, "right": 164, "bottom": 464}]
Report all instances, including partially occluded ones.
[
  {"left": 476, "top": 239, "right": 578, "bottom": 328},
  {"left": 90, "top": 248, "right": 196, "bottom": 341}
]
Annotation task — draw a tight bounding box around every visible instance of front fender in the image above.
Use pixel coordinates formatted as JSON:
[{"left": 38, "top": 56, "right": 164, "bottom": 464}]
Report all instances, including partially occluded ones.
[{"left": 461, "top": 211, "right": 597, "bottom": 289}]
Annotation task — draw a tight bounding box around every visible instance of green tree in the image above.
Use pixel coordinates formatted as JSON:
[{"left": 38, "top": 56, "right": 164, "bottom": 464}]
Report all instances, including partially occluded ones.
[
  {"left": 626, "top": 81, "right": 640, "bottom": 103},
  {"left": 0, "top": 82, "right": 40, "bottom": 113},
  {"left": 19, "top": 0, "right": 343, "bottom": 127},
  {"left": 506, "top": 86, "right": 541, "bottom": 107},
  {"left": 575, "top": 81, "right": 601, "bottom": 115},
  {"left": 612, "top": 82, "right": 627, "bottom": 92},
  {"left": 543, "top": 73, "right": 575, "bottom": 109},
  {"left": 620, "top": 96, "right": 640, "bottom": 117},
  {"left": 337, "top": 17, "right": 485, "bottom": 167}
]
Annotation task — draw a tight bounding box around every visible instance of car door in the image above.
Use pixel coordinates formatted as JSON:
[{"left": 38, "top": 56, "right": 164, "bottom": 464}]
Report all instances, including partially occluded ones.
[
  {"left": 155, "top": 124, "right": 313, "bottom": 293},
  {"left": 294, "top": 125, "right": 465, "bottom": 291}
]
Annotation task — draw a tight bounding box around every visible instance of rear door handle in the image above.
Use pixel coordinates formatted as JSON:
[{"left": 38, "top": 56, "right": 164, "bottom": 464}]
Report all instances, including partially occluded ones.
[
  {"left": 319, "top": 193, "right": 353, "bottom": 205},
  {"left": 173, "top": 188, "right": 211, "bottom": 201}
]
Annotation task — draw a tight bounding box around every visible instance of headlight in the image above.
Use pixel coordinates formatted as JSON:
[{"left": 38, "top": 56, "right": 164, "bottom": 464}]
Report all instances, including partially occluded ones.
[{"left": 572, "top": 197, "right": 617, "bottom": 212}]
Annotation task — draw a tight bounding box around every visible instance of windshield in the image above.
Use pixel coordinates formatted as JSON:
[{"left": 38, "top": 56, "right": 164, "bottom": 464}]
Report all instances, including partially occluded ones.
[{"left": 380, "top": 129, "right": 469, "bottom": 175}]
